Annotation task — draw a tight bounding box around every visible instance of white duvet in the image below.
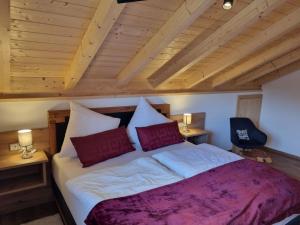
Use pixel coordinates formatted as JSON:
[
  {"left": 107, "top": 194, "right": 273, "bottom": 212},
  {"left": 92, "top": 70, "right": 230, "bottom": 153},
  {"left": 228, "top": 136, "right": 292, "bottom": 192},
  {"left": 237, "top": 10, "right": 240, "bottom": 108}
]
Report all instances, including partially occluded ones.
[
  {"left": 66, "top": 157, "right": 182, "bottom": 214},
  {"left": 64, "top": 143, "right": 297, "bottom": 225},
  {"left": 152, "top": 143, "right": 243, "bottom": 178}
]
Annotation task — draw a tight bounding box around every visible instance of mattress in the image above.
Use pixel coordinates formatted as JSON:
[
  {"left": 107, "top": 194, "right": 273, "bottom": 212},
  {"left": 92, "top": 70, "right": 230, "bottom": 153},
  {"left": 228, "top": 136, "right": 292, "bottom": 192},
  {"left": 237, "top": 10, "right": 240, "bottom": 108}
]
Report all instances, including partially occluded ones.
[{"left": 52, "top": 142, "right": 299, "bottom": 225}]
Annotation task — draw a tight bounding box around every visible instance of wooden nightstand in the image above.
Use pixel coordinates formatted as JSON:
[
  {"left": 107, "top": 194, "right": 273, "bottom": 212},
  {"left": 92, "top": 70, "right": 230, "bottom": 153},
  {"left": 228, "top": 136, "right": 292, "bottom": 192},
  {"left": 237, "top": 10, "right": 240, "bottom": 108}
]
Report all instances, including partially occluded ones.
[
  {"left": 0, "top": 151, "right": 54, "bottom": 214},
  {"left": 180, "top": 128, "right": 210, "bottom": 145}
]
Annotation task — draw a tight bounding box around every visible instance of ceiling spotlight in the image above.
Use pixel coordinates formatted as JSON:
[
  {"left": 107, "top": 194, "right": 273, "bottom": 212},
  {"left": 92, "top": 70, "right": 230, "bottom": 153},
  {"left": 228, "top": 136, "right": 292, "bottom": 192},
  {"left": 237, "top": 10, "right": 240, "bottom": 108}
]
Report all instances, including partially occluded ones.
[{"left": 223, "top": 0, "right": 233, "bottom": 10}]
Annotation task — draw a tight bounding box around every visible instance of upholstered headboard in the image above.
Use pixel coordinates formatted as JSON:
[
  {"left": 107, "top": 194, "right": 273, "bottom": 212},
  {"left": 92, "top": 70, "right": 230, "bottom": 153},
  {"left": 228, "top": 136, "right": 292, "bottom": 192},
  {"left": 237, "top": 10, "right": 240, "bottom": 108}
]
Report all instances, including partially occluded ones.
[{"left": 48, "top": 104, "right": 170, "bottom": 156}]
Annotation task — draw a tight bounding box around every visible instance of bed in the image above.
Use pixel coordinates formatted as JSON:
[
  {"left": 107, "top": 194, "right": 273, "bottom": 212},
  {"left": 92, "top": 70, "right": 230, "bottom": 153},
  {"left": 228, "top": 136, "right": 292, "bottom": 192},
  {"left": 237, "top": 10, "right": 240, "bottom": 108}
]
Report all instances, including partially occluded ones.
[
  {"left": 49, "top": 104, "right": 300, "bottom": 225},
  {"left": 49, "top": 103, "right": 173, "bottom": 224},
  {"left": 52, "top": 142, "right": 189, "bottom": 224}
]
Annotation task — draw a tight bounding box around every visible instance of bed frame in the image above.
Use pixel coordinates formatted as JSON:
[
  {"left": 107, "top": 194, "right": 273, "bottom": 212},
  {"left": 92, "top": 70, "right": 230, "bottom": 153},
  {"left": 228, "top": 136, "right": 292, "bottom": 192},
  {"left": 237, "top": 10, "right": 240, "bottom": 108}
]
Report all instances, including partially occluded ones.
[
  {"left": 48, "top": 104, "right": 170, "bottom": 156},
  {"left": 48, "top": 104, "right": 170, "bottom": 225}
]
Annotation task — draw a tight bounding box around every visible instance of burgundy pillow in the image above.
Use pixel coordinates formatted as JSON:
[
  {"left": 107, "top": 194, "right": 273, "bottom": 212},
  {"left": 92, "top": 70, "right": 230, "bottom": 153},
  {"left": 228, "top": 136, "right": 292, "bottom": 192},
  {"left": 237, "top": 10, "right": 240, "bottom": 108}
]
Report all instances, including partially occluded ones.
[
  {"left": 70, "top": 127, "right": 135, "bottom": 167},
  {"left": 136, "top": 121, "right": 184, "bottom": 151}
]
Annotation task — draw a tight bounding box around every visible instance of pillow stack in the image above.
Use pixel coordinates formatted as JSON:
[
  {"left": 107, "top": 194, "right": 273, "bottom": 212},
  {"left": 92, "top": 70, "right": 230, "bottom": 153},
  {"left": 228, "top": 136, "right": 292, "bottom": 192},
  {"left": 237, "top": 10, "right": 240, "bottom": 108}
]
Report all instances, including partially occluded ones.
[
  {"left": 136, "top": 121, "right": 184, "bottom": 151},
  {"left": 59, "top": 98, "right": 183, "bottom": 167},
  {"left": 127, "top": 97, "right": 171, "bottom": 148},
  {"left": 70, "top": 127, "right": 135, "bottom": 167},
  {"left": 59, "top": 102, "right": 121, "bottom": 158}
]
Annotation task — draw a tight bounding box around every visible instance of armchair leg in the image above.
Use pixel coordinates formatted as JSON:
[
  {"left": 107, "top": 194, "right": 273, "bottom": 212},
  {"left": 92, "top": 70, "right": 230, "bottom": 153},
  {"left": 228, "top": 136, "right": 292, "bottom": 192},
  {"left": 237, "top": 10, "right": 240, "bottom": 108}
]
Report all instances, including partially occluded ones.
[
  {"left": 256, "top": 157, "right": 264, "bottom": 163},
  {"left": 234, "top": 148, "right": 246, "bottom": 157},
  {"left": 265, "top": 157, "right": 272, "bottom": 164}
]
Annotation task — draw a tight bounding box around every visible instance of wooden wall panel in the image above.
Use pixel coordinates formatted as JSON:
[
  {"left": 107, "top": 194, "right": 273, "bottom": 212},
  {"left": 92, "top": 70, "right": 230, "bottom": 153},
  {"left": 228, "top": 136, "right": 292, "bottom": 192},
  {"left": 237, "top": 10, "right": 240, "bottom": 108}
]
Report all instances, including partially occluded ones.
[
  {"left": 83, "top": 0, "right": 185, "bottom": 81},
  {"left": 0, "top": 0, "right": 10, "bottom": 93},
  {"left": 0, "top": 0, "right": 297, "bottom": 97},
  {"left": 170, "top": 112, "right": 206, "bottom": 129},
  {"left": 11, "top": 0, "right": 96, "bottom": 18},
  {"left": 9, "top": 0, "right": 99, "bottom": 94},
  {"left": 178, "top": 3, "right": 300, "bottom": 87},
  {"left": 0, "top": 128, "right": 49, "bottom": 156}
]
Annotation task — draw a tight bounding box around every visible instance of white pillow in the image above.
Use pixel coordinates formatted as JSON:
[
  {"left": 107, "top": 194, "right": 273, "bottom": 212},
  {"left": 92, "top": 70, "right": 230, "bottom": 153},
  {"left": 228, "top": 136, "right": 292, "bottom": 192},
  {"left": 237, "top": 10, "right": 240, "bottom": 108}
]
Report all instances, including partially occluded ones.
[
  {"left": 127, "top": 97, "right": 171, "bottom": 148},
  {"left": 59, "top": 102, "right": 121, "bottom": 158}
]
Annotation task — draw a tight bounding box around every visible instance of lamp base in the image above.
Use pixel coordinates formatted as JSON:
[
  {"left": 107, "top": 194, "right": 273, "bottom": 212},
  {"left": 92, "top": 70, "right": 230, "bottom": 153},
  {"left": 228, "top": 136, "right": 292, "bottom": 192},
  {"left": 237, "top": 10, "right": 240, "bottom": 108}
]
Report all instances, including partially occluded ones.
[
  {"left": 22, "top": 152, "right": 33, "bottom": 159},
  {"left": 183, "top": 125, "right": 190, "bottom": 133},
  {"left": 21, "top": 146, "right": 34, "bottom": 159}
]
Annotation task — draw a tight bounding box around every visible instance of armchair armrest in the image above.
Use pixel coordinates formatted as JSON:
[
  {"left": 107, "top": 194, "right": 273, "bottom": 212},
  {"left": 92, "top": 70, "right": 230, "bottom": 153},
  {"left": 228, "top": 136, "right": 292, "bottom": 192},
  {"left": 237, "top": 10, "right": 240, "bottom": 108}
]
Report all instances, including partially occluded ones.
[{"left": 250, "top": 128, "right": 267, "bottom": 145}]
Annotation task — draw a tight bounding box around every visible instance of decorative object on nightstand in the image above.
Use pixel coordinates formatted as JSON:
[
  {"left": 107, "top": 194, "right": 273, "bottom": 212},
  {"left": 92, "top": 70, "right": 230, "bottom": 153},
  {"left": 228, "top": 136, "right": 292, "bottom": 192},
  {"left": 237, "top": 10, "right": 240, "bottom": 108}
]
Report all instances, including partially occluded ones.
[
  {"left": 180, "top": 128, "right": 210, "bottom": 145},
  {"left": 183, "top": 113, "right": 192, "bottom": 132},
  {"left": 18, "top": 129, "right": 36, "bottom": 159}
]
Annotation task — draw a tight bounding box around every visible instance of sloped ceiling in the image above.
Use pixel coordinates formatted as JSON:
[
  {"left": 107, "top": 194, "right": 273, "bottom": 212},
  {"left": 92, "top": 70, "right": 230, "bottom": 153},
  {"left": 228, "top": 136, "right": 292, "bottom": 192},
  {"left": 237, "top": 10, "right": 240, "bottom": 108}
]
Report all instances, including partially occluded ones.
[{"left": 0, "top": 0, "right": 300, "bottom": 98}]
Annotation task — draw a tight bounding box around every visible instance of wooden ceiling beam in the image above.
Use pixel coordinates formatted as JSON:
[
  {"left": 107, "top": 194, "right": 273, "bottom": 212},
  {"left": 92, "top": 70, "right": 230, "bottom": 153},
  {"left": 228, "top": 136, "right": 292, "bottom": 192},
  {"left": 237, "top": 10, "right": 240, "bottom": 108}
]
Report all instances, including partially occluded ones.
[
  {"left": 235, "top": 47, "right": 300, "bottom": 86},
  {"left": 0, "top": 0, "right": 10, "bottom": 93},
  {"left": 64, "top": 0, "right": 125, "bottom": 89},
  {"left": 116, "top": 0, "right": 216, "bottom": 86},
  {"left": 202, "top": 32, "right": 300, "bottom": 87},
  {"left": 211, "top": 8, "right": 300, "bottom": 88},
  {"left": 187, "top": 29, "right": 300, "bottom": 89},
  {"left": 148, "top": 0, "right": 284, "bottom": 88},
  {"left": 209, "top": 31, "right": 300, "bottom": 88},
  {"left": 255, "top": 59, "right": 300, "bottom": 85}
]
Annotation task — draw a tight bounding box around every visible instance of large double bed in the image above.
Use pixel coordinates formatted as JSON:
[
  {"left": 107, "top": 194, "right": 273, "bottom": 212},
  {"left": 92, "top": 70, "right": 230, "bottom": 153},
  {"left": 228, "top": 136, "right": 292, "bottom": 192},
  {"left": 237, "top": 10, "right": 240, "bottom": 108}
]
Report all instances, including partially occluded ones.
[{"left": 49, "top": 102, "right": 300, "bottom": 225}]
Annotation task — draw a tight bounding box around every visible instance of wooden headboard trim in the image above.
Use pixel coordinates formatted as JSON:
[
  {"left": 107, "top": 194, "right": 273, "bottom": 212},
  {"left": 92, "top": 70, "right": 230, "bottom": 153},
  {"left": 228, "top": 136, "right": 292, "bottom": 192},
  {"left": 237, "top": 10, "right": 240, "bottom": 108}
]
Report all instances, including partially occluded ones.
[{"left": 48, "top": 104, "right": 170, "bottom": 155}]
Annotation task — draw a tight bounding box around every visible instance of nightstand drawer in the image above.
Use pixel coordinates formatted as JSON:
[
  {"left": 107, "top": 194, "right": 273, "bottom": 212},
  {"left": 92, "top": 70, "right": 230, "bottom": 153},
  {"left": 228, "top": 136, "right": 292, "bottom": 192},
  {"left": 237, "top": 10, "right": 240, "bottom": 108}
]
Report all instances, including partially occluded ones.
[
  {"left": 0, "top": 151, "right": 53, "bottom": 214},
  {"left": 0, "top": 163, "right": 47, "bottom": 196},
  {"left": 180, "top": 128, "right": 210, "bottom": 145},
  {"left": 187, "top": 134, "right": 209, "bottom": 145},
  {"left": 0, "top": 186, "right": 54, "bottom": 215}
]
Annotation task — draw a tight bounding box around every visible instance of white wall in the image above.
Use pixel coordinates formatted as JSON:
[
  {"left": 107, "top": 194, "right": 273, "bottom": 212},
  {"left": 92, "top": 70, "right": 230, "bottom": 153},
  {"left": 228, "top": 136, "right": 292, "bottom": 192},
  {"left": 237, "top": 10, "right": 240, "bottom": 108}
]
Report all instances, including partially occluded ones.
[
  {"left": 0, "top": 92, "right": 259, "bottom": 150},
  {"left": 260, "top": 70, "right": 300, "bottom": 157}
]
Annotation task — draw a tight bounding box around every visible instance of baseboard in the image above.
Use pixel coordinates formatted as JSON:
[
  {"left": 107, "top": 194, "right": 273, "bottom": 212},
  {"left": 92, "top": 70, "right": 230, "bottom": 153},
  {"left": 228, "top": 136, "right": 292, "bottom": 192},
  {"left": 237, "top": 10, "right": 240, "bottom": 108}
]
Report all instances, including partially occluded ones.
[{"left": 263, "top": 147, "right": 300, "bottom": 161}]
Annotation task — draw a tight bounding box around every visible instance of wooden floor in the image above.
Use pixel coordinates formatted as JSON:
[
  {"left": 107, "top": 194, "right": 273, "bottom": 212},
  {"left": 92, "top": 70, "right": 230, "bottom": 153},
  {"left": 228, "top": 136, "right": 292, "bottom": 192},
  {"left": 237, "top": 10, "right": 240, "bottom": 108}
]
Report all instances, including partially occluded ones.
[
  {"left": 241, "top": 148, "right": 300, "bottom": 181},
  {"left": 266, "top": 150, "right": 300, "bottom": 181},
  {"left": 1, "top": 148, "right": 300, "bottom": 225}
]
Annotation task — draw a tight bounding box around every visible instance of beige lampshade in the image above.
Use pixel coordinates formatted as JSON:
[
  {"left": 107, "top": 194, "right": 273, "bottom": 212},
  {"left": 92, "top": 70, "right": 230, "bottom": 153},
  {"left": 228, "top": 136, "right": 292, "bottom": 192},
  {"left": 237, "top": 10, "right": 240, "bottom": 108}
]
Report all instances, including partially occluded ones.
[
  {"left": 18, "top": 129, "right": 33, "bottom": 147},
  {"left": 183, "top": 113, "right": 192, "bottom": 125}
]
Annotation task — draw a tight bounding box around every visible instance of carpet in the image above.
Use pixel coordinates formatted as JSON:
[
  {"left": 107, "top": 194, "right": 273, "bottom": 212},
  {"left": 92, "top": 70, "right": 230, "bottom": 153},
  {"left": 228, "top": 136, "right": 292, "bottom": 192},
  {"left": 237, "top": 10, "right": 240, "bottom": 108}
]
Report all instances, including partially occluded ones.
[{"left": 21, "top": 214, "right": 63, "bottom": 225}]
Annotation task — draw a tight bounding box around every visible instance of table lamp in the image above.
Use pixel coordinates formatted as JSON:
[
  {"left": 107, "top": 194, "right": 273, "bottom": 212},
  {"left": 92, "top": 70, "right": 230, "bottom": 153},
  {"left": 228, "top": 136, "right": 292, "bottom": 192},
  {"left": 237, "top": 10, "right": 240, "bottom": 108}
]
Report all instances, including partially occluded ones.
[
  {"left": 183, "top": 113, "right": 192, "bottom": 132},
  {"left": 18, "top": 129, "right": 33, "bottom": 159}
]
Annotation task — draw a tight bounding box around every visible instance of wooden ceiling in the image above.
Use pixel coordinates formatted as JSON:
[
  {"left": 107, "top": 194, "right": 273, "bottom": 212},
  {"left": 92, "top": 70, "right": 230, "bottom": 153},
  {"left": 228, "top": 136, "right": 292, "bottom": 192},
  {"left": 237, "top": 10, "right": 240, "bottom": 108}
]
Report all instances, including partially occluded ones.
[{"left": 0, "top": 0, "right": 300, "bottom": 98}]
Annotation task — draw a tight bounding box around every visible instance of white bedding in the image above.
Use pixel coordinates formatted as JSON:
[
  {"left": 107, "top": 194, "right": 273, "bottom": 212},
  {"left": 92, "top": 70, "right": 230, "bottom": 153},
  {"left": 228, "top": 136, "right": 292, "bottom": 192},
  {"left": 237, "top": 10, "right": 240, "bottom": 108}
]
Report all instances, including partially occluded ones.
[
  {"left": 52, "top": 142, "right": 191, "bottom": 225},
  {"left": 66, "top": 157, "right": 181, "bottom": 215},
  {"left": 153, "top": 143, "right": 243, "bottom": 178},
  {"left": 52, "top": 142, "right": 195, "bottom": 185},
  {"left": 53, "top": 142, "right": 298, "bottom": 225}
]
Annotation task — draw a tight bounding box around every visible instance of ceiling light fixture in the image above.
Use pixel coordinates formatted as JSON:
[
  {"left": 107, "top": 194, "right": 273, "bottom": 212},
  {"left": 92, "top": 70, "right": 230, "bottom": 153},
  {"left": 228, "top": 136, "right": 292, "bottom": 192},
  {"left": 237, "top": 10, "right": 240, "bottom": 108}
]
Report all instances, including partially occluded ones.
[{"left": 223, "top": 0, "right": 233, "bottom": 10}]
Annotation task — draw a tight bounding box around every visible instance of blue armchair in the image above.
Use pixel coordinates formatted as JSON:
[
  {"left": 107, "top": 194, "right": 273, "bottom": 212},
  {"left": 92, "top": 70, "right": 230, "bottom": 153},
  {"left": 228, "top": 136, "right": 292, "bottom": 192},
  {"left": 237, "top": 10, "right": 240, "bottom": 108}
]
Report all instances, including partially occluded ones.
[{"left": 230, "top": 117, "right": 267, "bottom": 150}]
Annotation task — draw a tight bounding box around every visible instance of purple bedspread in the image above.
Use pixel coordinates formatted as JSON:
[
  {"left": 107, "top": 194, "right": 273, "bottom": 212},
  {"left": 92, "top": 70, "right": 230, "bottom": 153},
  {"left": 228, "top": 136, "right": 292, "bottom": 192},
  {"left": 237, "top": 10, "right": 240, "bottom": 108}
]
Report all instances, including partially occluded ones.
[{"left": 85, "top": 159, "right": 300, "bottom": 225}]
